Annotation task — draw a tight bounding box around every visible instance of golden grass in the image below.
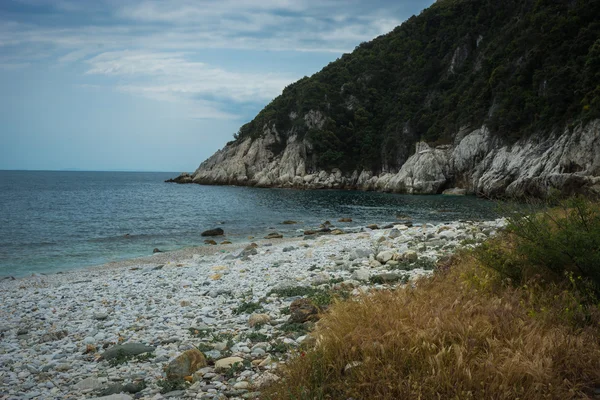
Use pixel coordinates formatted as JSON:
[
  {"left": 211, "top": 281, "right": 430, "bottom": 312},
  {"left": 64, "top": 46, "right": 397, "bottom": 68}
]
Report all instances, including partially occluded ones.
[{"left": 262, "top": 254, "right": 600, "bottom": 399}]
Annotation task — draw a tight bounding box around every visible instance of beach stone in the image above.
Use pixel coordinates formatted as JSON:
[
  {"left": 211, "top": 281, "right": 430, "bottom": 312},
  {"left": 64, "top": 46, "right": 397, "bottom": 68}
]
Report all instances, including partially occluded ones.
[
  {"left": 99, "top": 383, "right": 125, "bottom": 396},
  {"left": 282, "top": 246, "right": 295, "bottom": 253},
  {"left": 248, "top": 313, "right": 271, "bottom": 328},
  {"left": 403, "top": 251, "right": 418, "bottom": 262},
  {"left": 215, "top": 356, "right": 244, "bottom": 370},
  {"left": 352, "top": 269, "right": 370, "bottom": 281},
  {"left": 39, "top": 330, "right": 68, "bottom": 343},
  {"left": 234, "top": 381, "right": 250, "bottom": 389},
  {"left": 153, "top": 248, "right": 163, "bottom": 253},
  {"left": 101, "top": 343, "right": 155, "bottom": 360},
  {"left": 254, "top": 372, "right": 280, "bottom": 388},
  {"left": 289, "top": 298, "right": 319, "bottom": 323},
  {"left": 366, "top": 224, "right": 379, "bottom": 230},
  {"left": 389, "top": 229, "right": 401, "bottom": 239},
  {"left": 89, "top": 395, "right": 134, "bottom": 400},
  {"left": 376, "top": 251, "right": 394, "bottom": 263},
  {"left": 264, "top": 232, "right": 283, "bottom": 239},
  {"left": 338, "top": 218, "right": 352, "bottom": 222},
  {"left": 165, "top": 348, "right": 207, "bottom": 380},
  {"left": 281, "top": 220, "right": 297, "bottom": 225},
  {"left": 204, "top": 239, "right": 217, "bottom": 245},
  {"left": 303, "top": 230, "right": 317, "bottom": 235},
  {"left": 350, "top": 248, "right": 371, "bottom": 260},
  {"left": 201, "top": 228, "right": 224, "bottom": 237},
  {"left": 330, "top": 229, "right": 344, "bottom": 235},
  {"left": 123, "top": 382, "right": 146, "bottom": 394},
  {"left": 74, "top": 376, "right": 103, "bottom": 391}
]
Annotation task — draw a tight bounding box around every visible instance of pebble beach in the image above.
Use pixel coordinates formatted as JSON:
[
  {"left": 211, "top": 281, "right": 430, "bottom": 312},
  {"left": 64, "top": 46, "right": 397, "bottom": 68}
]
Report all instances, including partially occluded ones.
[{"left": 0, "top": 218, "right": 507, "bottom": 400}]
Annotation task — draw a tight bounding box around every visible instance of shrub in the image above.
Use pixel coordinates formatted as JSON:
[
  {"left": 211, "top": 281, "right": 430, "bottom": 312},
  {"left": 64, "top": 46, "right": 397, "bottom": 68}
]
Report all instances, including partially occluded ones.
[
  {"left": 477, "top": 196, "right": 600, "bottom": 297},
  {"left": 263, "top": 258, "right": 600, "bottom": 399}
]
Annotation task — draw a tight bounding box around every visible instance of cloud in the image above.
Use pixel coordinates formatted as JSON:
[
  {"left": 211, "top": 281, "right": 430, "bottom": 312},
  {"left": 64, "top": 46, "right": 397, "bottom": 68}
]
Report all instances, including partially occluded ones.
[
  {"left": 0, "top": 0, "right": 434, "bottom": 118},
  {"left": 85, "top": 50, "right": 296, "bottom": 118}
]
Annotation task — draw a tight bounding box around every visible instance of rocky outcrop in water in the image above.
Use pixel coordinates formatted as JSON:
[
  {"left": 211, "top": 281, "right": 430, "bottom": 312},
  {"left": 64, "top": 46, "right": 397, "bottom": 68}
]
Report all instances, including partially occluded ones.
[{"left": 170, "top": 119, "right": 600, "bottom": 198}]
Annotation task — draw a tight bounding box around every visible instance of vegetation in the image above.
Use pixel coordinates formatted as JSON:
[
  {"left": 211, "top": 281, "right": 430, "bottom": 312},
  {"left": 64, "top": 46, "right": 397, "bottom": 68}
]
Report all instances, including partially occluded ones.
[
  {"left": 106, "top": 350, "right": 154, "bottom": 367},
  {"left": 262, "top": 198, "right": 600, "bottom": 399},
  {"left": 233, "top": 0, "right": 600, "bottom": 173}
]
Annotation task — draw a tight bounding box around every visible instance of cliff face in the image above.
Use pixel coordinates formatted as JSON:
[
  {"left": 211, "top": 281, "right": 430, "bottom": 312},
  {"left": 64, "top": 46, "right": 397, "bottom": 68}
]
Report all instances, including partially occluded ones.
[
  {"left": 186, "top": 119, "right": 600, "bottom": 198},
  {"left": 171, "top": 0, "right": 600, "bottom": 198}
]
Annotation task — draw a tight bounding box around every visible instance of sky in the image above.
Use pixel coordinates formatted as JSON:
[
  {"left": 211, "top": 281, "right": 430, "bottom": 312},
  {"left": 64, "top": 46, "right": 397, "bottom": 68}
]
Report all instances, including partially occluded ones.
[{"left": 0, "top": 0, "right": 435, "bottom": 172}]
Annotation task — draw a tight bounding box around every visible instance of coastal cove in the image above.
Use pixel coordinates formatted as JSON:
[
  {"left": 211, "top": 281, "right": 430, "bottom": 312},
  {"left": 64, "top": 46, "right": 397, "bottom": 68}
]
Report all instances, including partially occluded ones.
[
  {"left": 0, "top": 215, "right": 507, "bottom": 399},
  {"left": 0, "top": 171, "right": 499, "bottom": 278}
]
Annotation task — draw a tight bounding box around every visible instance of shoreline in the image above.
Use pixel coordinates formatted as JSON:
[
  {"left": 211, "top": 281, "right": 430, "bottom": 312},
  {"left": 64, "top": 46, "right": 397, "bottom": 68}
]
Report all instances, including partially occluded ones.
[{"left": 0, "top": 217, "right": 507, "bottom": 400}]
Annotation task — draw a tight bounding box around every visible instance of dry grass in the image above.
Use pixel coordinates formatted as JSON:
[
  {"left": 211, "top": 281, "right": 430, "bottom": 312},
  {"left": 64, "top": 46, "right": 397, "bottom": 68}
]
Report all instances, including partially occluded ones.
[{"left": 262, "top": 254, "right": 600, "bottom": 399}]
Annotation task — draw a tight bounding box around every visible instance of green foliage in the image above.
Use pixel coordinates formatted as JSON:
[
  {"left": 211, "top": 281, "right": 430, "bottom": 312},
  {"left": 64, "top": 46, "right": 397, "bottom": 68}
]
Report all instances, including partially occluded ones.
[
  {"left": 107, "top": 350, "right": 155, "bottom": 367},
  {"left": 231, "top": 0, "right": 600, "bottom": 173},
  {"left": 233, "top": 301, "right": 263, "bottom": 315},
  {"left": 156, "top": 378, "right": 188, "bottom": 394},
  {"left": 476, "top": 196, "right": 600, "bottom": 297},
  {"left": 268, "top": 285, "right": 346, "bottom": 308}
]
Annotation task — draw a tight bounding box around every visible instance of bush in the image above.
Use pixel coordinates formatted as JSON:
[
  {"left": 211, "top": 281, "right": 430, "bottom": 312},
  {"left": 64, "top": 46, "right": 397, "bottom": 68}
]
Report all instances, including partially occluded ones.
[
  {"left": 262, "top": 255, "right": 600, "bottom": 399},
  {"left": 477, "top": 196, "right": 600, "bottom": 297}
]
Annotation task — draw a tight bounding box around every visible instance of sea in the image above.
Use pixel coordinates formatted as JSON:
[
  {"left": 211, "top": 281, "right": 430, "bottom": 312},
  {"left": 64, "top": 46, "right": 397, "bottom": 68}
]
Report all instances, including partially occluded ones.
[{"left": 0, "top": 170, "right": 501, "bottom": 277}]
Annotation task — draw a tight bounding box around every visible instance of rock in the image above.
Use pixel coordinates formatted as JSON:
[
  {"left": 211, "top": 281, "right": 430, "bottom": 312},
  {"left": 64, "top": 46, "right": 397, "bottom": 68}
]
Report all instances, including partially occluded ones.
[
  {"left": 165, "top": 349, "right": 207, "bottom": 380},
  {"left": 376, "top": 251, "right": 395, "bottom": 263},
  {"left": 289, "top": 298, "right": 319, "bottom": 323},
  {"left": 264, "top": 232, "right": 283, "bottom": 239},
  {"left": 221, "top": 240, "right": 232, "bottom": 244},
  {"left": 254, "top": 372, "right": 280, "bottom": 388},
  {"left": 352, "top": 269, "right": 370, "bottom": 281},
  {"left": 99, "top": 384, "right": 125, "bottom": 396},
  {"left": 215, "top": 356, "right": 244, "bottom": 370},
  {"left": 338, "top": 217, "right": 352, "bottom": 222},
  {"left": 153, "top": 248, "right": 163, "bottom": 253},
  {"left": 371, "top": 273, "right": 403, "bottom": 283},
  {"left": 282, "top": 246, "right": 296, "bottom": 252},
  {"left": 39, "top": 329, "right": 68, "bottom": 343},
  {"left": 234, "top": 381, "right": 250, "bottom": 389},
  {"left": 101, "top": 343, "right": 156, "bottom": 360},
  {"left": 304, "top": 230, "right": 317, "bottom": 235},
  {"left": 330, "top": 229, "right": 344, "bottom": 235},
  {"left": 204, "top": 239, "right": 217, "bottom": 245},
  {"left": 123, "top": 382, "right": 145, "bottom": 394},
  {"left": 74, "top": 376, "right": 103, "bottom": 391},
  {"left": 248, "top": 313, "right": 271, "bottom": 328},
  {"left": 201, "top": 228, "right": 224, "bottom": 237},
  {"left": 350, "top": 248, "right": 371, "bottom": 260},
  {"left": 389, "top": 229, "right": 401, "bottom": 239},
  {"left": 366, "top": 224, "right": 379, "bottom": 230},
  {"left": 165, "top": 172, "right": 193, "bottom": 184},
  {"left": 89, "top": 395, "right": 133, "bottom": 400},
  {"left": 403, "top": 250, "right": 418, "bottom": 262},
  {"left": 281, "top": 220, "right": 297, "bottom": 224},
  {"left": 442, "top": 187, "right": 467, "bottom": 195}
]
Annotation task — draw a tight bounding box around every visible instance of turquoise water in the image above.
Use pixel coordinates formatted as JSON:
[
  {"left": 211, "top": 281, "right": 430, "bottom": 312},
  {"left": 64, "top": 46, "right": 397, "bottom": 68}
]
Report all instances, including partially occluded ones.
[{"left": 0, "top": 171, "right": 500, "bottom": 277}]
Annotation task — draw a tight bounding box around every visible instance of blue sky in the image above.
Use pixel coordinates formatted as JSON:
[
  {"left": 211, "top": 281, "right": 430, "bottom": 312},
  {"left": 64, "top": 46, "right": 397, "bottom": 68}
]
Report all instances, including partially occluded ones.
[{"left": 0, "top": 0, "right": 434, "bottom": 172}]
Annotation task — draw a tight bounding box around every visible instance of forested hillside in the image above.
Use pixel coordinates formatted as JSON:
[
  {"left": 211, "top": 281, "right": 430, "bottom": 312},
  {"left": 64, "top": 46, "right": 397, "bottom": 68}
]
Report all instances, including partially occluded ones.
[{"left": 234, "top": 0, "right": 599, "bottom": 173}]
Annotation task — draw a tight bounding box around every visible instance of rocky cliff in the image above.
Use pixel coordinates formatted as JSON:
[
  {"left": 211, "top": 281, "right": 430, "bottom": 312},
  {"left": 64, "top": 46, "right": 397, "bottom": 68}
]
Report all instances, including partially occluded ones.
[
  {"left": 170, "top": 0, "right": 600, "bottom": 198},
  {"left": 172, "top": 119, "right": 600, "bottom": 198}
]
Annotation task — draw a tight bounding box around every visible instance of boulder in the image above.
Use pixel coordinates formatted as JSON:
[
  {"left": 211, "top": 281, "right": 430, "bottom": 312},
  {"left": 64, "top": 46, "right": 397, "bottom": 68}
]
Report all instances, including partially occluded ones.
[
  {"left": 101, "top": 343, "right": 155, "bottom": 360},
  {"left": 289, "top": 298, "right": 319, "bottom": 323},
  {"left": 248, "top": 313, "right": 271, "bottom": 328},
  {"left": 201, "top": 228, "right": 224, "bottom": 237},
  {"left": 165, "top": 349, "right": 207, "bottom": 380},
  {"left": 376, "top": 251, "right": 395, "bottom": 264},
  {"left": 403, "top": 250, "right": 418, "bottom": 262},
  {"left": 152, "top": 248, "right": 162, "bottom": 253},
  {"left": 215, "top": 356, "right": 244, "bottom": 370}
]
